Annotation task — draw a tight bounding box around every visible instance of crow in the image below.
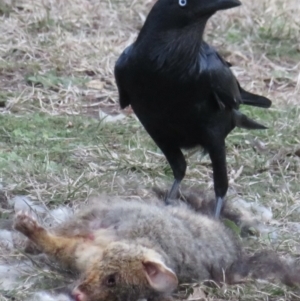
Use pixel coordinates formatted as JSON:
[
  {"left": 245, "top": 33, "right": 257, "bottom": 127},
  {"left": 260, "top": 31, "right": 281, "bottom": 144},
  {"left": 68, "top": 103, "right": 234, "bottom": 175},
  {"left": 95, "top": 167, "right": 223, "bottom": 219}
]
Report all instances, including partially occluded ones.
[{"left": 114, "top": 0, "right": 272, "bottom": 218}]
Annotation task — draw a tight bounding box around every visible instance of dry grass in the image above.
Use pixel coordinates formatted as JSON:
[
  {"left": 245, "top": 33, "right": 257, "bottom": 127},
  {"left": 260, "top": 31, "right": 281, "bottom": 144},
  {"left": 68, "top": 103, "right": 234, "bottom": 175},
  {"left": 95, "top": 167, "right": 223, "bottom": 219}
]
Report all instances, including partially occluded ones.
[{"left": 0, "top": 0, "right": 300, "bottom": 299}]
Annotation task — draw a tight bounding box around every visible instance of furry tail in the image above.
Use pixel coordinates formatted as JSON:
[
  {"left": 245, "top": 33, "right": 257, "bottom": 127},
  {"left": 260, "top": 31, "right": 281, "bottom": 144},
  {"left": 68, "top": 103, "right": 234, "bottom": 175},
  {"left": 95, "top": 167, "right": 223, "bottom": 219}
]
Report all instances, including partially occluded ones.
[
  {"left": 243, "top": 250, "right": 300, "bottom": 287},
  {"left": 233, "top": 110, "right": 267, "bottom": 130}
]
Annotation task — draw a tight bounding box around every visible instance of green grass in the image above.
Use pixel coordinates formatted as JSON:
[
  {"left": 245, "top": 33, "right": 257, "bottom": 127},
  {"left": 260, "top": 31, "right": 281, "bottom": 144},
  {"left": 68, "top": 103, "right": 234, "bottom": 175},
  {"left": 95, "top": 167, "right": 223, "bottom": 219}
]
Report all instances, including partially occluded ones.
[
  {"left": 0, "top": 113, "right": 162, "bottom": 205},
  {"left": 25, "top": 71, "right": 89, "bottom": 89},
  {"left": 227, "top": 106, "right": 300, "bottom": 217},
  {"left": 0, "top": 105, "right": 299, "bottom": 213},
  {"left": 223, "top": 25, "right": 300, "bottom": 61}
]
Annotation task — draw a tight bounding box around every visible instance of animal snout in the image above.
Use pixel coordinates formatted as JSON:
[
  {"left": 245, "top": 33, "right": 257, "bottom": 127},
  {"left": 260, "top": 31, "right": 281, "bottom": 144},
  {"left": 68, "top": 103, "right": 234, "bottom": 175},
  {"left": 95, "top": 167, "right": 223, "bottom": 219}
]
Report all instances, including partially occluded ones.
[{"left": 72, "top": 287, "right": 87, "bottom": 301}]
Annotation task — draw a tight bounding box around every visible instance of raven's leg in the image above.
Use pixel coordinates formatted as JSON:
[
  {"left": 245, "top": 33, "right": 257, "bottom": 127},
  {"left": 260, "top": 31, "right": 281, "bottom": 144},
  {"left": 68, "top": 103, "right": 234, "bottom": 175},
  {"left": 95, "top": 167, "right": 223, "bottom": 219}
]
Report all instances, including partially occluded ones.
[
  {"left": 208, "top": 142, "right": 228, "bottom": 218},
  {"left": 159, "top": 146, "right": 187, "bottom": 203},
  {"left": 167, "top": 179, "right": 181, "bottom": 202}
]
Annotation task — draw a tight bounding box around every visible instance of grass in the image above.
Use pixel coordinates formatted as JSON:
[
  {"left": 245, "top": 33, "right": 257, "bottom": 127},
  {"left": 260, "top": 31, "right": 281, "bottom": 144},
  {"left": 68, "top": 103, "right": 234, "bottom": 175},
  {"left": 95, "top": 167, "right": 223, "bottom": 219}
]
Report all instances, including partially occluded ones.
[
  {"left": 0, "top": 0, "right": 299, "bottom": 300},
  {"left": 0, "top": 113, "right": 163, "bottom": 203}
]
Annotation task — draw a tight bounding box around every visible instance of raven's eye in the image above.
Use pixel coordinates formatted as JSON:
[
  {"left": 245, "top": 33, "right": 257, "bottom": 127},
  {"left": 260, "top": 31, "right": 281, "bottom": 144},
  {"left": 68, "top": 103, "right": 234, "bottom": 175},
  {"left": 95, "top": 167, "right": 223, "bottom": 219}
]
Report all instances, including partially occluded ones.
[
  {"left": 178, "top": 0, "right": 187, "bottom": 6},
  {"left": 105, "top": 275, "right": 116, "bottom": 287}
]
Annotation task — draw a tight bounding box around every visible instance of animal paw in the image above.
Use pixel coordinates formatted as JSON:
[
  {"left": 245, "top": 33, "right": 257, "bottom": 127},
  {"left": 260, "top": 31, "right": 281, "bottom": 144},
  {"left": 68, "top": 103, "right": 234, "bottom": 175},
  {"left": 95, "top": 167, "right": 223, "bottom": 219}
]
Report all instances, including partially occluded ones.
[{"left": 14, "top": 211, "right": 43, "bottom": 238}]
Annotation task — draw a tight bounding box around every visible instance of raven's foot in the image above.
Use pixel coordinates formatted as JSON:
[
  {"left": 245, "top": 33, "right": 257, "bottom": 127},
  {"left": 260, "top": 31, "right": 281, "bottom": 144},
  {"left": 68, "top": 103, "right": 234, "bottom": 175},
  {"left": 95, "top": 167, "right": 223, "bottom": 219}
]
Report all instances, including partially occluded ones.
[
  {"left": 164, "top": 179, "right": 181, "bottom": 205},
  {"left": 214, "top": 197, "right": 224, "bottom": 219}
]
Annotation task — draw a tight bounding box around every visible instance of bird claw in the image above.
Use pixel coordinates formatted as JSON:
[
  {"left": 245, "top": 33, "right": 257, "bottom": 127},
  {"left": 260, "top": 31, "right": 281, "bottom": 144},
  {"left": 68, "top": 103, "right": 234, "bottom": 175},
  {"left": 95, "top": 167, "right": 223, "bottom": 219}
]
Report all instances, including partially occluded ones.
[{"left": 214, "top": 197, "right": 223, "bottom": 219}]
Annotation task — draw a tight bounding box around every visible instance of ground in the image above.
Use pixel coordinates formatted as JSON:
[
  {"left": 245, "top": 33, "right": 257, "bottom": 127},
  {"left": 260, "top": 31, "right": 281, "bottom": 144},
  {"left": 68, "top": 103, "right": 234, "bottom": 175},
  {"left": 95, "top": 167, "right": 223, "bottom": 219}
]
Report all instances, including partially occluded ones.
[{"left": 0, "top": 0, "right": 300, "bottom": 300}]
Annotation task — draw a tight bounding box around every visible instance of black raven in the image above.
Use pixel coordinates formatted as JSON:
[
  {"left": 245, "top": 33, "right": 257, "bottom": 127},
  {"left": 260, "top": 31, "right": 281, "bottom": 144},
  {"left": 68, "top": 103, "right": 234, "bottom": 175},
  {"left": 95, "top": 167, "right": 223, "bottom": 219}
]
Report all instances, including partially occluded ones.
[{"left": 114, "top": 0, "right": 272, "bottom": 218}]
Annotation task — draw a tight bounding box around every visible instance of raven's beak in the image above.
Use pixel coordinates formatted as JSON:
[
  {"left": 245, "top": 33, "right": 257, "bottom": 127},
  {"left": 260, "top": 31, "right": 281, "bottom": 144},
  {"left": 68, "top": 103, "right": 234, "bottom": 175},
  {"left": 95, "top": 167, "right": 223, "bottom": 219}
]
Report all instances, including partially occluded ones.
[
  {"left": 198, "top": 0, "right": 241, "bottom": 17},
  {"left": 215, "top": 0, "right": 241, "bottom": 11}
]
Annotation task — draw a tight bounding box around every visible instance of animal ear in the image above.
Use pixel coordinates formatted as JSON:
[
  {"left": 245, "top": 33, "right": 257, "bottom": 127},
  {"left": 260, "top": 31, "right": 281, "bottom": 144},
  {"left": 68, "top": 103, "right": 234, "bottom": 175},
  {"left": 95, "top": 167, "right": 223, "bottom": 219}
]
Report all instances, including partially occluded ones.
[{"left": 142, "top": 256, "right": 178, "bottom": 293}]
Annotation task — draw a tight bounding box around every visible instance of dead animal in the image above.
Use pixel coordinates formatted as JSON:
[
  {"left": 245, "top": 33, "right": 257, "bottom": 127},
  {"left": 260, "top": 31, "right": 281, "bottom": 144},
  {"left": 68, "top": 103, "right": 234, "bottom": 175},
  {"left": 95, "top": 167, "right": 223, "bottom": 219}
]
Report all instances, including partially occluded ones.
[{"left": 13, "top": 194, "right": 300, "bottom": 301}]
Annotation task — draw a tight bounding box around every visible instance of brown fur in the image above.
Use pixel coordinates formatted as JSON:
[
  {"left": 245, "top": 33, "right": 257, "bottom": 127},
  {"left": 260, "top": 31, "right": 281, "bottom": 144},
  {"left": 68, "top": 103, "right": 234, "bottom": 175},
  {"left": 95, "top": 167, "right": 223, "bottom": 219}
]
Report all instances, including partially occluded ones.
[{"left": 13, "top": 193, "right": 300, "bottom": 301}]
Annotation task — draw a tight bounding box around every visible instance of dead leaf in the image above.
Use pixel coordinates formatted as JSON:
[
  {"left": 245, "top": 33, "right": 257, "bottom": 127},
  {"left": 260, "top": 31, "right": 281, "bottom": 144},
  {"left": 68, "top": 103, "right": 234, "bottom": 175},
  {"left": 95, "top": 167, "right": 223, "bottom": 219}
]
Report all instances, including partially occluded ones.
[
  {"left": 233, "top": 165, "right": 243, "bottom": 180},
  {"left": 99, "top": 110, "right": 126, "bottom": 123},
  {"left": 138, "top": 12, "right": 146, "bottom": 23},
  {"left": 86, "top": 80, "right": 105, "bottom": 90},
  {"left": 187, "top": 287, "right": 206, "bottom": 301},
  {"left": 66, "top": 121, "right": 73, "bottom": 128},
  {"left": 252, "top": 138, "right": 267, "bottom": 153}
]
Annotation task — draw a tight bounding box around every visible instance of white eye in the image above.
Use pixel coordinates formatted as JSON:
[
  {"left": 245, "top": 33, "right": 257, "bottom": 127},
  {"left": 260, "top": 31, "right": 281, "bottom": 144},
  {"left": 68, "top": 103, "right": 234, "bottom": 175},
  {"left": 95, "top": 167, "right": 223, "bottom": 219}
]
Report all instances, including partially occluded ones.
[{"left": 178, "top": 0, "right": 187, "bottom": 7}]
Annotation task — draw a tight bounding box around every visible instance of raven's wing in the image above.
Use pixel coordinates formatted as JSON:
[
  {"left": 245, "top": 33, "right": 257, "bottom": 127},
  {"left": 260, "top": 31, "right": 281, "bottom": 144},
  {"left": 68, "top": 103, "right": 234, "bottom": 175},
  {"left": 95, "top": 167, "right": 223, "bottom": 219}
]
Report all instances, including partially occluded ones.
[
  {"left": 114, "top": 45, "right": 133, "bottom": 109},
  {"left": 202, "top": 44, "right": 268, "bottom": 130},
  {"left": 203, "top": 44, "right": 272, "bottom": 110},
  {"left": 223, "top": 60, "right": 272, "bottom": 108},
  {"left": 203, "top": 45, "right": 241, "bottom": 110}
]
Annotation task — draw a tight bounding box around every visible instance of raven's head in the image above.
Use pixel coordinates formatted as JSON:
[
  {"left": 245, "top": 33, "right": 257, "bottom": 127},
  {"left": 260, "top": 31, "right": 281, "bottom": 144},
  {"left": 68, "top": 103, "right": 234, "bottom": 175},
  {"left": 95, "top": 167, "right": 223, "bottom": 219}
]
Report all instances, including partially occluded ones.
[{"left": 142, "top": 0, "right": 241, "bottom": 32}]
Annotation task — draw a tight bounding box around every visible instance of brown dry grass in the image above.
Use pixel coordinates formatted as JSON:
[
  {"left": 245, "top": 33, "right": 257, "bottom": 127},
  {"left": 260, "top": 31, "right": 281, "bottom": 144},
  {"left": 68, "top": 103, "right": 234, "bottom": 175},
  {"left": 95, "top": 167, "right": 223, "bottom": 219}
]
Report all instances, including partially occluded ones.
[{"left": 0, "top": 0, "right": 300, "bottom": 300}]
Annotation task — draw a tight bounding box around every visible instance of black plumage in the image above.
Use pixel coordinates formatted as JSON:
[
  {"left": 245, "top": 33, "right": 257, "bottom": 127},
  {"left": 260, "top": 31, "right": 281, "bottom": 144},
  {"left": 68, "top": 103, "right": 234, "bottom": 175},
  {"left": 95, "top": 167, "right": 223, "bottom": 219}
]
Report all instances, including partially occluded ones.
[{"left": 114, "top": 0, "right": 272, "bottom": 217}]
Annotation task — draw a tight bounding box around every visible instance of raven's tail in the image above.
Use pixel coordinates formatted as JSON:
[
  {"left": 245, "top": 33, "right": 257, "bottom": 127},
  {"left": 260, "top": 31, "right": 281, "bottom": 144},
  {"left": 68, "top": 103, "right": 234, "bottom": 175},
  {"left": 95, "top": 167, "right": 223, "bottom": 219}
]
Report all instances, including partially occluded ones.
[
  {"left": 239, "top": 86, "right": 272, "bottom": 108},
  {"left": 233, "top": 110, "right": 267, "bottom": 130}
]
